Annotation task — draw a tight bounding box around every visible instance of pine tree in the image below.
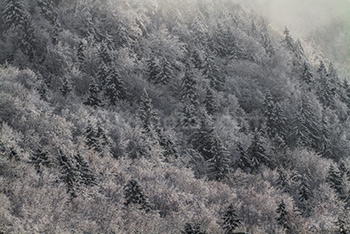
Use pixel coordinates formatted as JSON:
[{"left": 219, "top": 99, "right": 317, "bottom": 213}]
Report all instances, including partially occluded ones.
[
  {"left": 318, "top": 111, "right": 332, "bottom": 158},
  {"left": 123, "top": 179, "right": 151, "bottom": 212},
  {"left": 289, "top": 94, "right": 319, "bottom": 149},
  {"left": 297, "top": 175, "right": 312, "bottom": 217},
  {"left": 60, "top": 77, "right": 73, "bottom": 98},
  {"left": 207, "top": 137, "right": 230, "bottom": 181},
  {"left": 263, "top": 92, "right": 287, "bottom": 139},
  {"left": 191, "top": 117, "right": 215, "bottom": 161},
  {"left": 202, "top": 53, "right": 224, "bottom": 90},
  {"left": 104, "top": 67, "right": 127, "bottom": 105},
  {"left": 84, "top": 78, "right": 102, "bottom": 107},
  {"left": 77, "top": 40, "right": 86, "bottom": 65},
  {"left": 2, "top": 0, "right": 27, "bottom": 30},
  {"left": 99, "top": 42, "right": 112, "bottom": 65},
  {"left": 74, "top": 153, "right": 97, "bottom": 186},
  {"left": 96, "top": 61, "right": 109, "bottom": 87},
  {"left": 181, "top": 63, "right": 199, "bottom": 128},
  {"left": 181, "top": 223, "right": 206, "bottom": 234},
  {"left": 220, "top": 203, "right": 242, "bottom": 234},
  {"left": 58, "top": 152, "right": 78, "bottom": 197},
  {"left": 281, "top": 27, "right": 295, "bottom": 53},
  {"left": 248, "top": 129, "right": 271, "bottom": 172},
  {"left": 147, "top": 56, "right": 173, "bottom": 85},
  {"left": 316, "top": 61, "right": 335, "bottom": 108},
  {"left": 204, "top": 87, "right": 218, "bottom": 117},
  {"left": 237, "top": 143, "right": 251, "bottom": 171},
  {"left": 8, "top": 146, "right": 19, "bottom": 161},
  {"left": 300, "top": 62, "right": 314, "bottom": 87},
  {"left": 29, "top": 148, "right": 51, "bottom": 174},
  {"left": 85, "top": 121, "right": 98, "bottom": 150},
  {"left": 276, "top": 200, "right": 290, "bottom": 231},
  {"left": 37, "top": 0, "right": 57, "bottom": 23},
  {"left": 138, "top": 89, "right": 161, "bottom": 136},
  {"left": 277, "top": 168, "right": 289, "bottom": 192},
  {"left": 96, "top": 120, "right": 109, "bottom": 150},
  {"left": 327, "top": 164, "right": 343, "bottom": 197}
]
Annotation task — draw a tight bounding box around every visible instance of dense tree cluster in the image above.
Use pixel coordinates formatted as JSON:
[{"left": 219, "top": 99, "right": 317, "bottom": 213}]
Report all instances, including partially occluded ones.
[{"left": 0, "top": 0, "right": 350, "bottom": 233}]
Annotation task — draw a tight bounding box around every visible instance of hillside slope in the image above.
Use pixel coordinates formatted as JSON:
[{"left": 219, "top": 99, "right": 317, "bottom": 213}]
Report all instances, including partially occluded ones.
[{"left": 1, "top": 0, "right": 350, "bottom": 233}]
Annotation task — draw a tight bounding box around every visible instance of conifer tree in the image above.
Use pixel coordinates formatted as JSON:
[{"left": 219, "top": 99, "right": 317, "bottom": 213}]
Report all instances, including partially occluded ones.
[
  {"left": 2, "top": 0, "right": 27, "bottom": 30},
  {"left": 37, "top": 0, "right": 57, "bottom": 23},
  {"left": 276, "top": 200, "right": 290, "bottom": 231},
  {"left": 237, "top": 143, "right": 251, "bottom": 171},
  {"left": 74, "top": 153, "right": 97, "bottom": 186},
  {"left": 289, "top": 94, "right": 319, "bottom": 149},
  {"left": 220, "top": 203, "right": 242, "bottom": 234},
  {"left": 297, "top": 175, "right": 312, "bottom": 217},
  {"left": 147, "top": 56, "right": 174, "bottom": 85},
  {"left": 8, "top": 146, "right": 19, "bottom": 161},
  {"left": 96, "top": 120, "right": 109, "bottom": 150},
  {"left": 182, "top": 223, "right": 206, "bottom": 234},
  {"left": 138, "top": 89, "right": 161, "bottom": 136},
  {"left": 281, "top": 27, "right": 295, "bottom": 53},
  {"left": 99, "top": 42, "right": 112, "bottom": 65},
  {"left": 181, "top": 63, "right": 199, "bottom": 128},
  {"left": 123, "top": 179, "right": 151, "bottom": 212},
  {"left": 60, "top": 77, "right": 73, "bottom": 98},
  {"left": 318, "top": 111, "right": 332, "bottom": 158},
  {"left": 85, "top": 121, "right": 98, "bottom": 151},
  {"left": 248, "top": 129, "right": 271, "bottom": 172},
  {"left": 204, "top": 87, "right": 218, "bottom": 117},
  {"left": 300, "top": 62, "right": 314, "bottom": 87},
  {"left": 207, "top": 137, "right": 230, "bottom": 181},
  {"left": 77, "top": 40, "right": 86, "bottom": 65},
  {"left": 58, "top": 152, "right": 78, "bottom": 197},
  {"left": 327, "top": 164, "right": 343, "bottom": 197},
  {"left": 104, "top": 67, "right": 127, "bottom": 105},
  {"left": 263, "top": 92, "right": 287, "bottom": 139},
  {"left": 277, "top": 168, "right": 289, "bottom": 192},
  {"left": 96, "top": 61, "right": 109, "bottom": 87},
  {"left": 84, "top": 78, "right": 102, "bottom": 107},
  {"left": 202, "top": 53, "right": 224, "bottom": 90},
  {"left": 29, "top": 148, "right": 51, "bottom": 174},
  {"left": 317, "top": 61, "right": 335, "bottom": 108}
]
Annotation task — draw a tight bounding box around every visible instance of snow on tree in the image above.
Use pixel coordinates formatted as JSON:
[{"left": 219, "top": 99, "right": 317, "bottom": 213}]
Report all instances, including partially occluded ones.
[
  {"left": 248, "top": 129, "right": 272, "bottom": 172},
  {"left": 180, "top": 63, "right": 199, "bottom": 128},
  {"left": 181, "top": 223, "right": 206, "bottom": 234},
  {"left": 123, "top": 179, "right": 151, "bottom": 212},
  {"left": 29, "top": 148, "right": 51, "bottom": 174},
  {"left": 147, "top": 56, "right": 174, "bottom": 85},
  {"left": 84, "top": 77, "right": 102, "bottom": 107},
  {"left": 74, "top": 152, "right": 97, "bottom": 186},
  {"left": 58, "top": 152, "right": 78, "bottom": 197},
  {"left": 276, "top": 200, "right": 290, "bottom": 231},
  {"left": 207, "top": 137, "right": 230, "bottom": 181},
  {"left": 277, "top": 168, "right": 289, "bottom": 192},
  {"left": 104, "top": 67, "right": 127, "bottom": 105},
  {"left": 2, "top": 0, "right": 27, "bottom": 30},
  {"left": 300, "top": 61, "right": 314, "bottom": 88},
  {"left": 316, "top": 61, "right": 335, "bottom": 108},
  {"left": 220, "top": 203, "right": 242, "bottom": 234},
  {"left": 204, "top": 87, "right": 218, "bottom": 117},
  {"left": 202, "top": 53, "right": 224, "bottom": 90}
]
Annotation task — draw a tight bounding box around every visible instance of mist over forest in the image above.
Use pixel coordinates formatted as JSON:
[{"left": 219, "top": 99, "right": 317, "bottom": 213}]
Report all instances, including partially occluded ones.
[{"left": 1, "top": 0, "right": 350, "bottom": 233}]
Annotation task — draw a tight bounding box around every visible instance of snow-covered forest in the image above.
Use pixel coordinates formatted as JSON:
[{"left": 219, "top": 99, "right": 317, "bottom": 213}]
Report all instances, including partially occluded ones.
[{"left": 0, "top": 0, "right": 350, "bottom": 233}]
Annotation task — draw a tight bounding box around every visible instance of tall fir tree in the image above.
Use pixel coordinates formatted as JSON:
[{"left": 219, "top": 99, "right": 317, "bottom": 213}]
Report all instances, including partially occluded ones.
[
  {"left": 58, "top": 152, "right": 78, "bottom": 198},
  {"left": 276, "top": 200, "right": 290, "bottom": 231},
  {"left": 2, "top": 0, "right": 27, "bottom": 30},
  {"left": 300, "top": 61, "right": 314, "bottom": 88},
  {"left": 181, "top": 63, "right": 199, "bottom": 128},
  {"left": 84, "top": 77, "right": 102, "bottom": 107},
  {"left": 248, "top": 129, "right": 271, "bottom": 172},
  {"left": 104, "top": 67, "right": 127, "bottom": 105},
  {"left": 204, "top": 87, "right": 218, "bottom": 117},
  {"left": 29, "top": 148, "right": 51, "bottom": 174},
  {"left": 207, "top": 137, "right": 230, "bottom": 181},
  {"left": 220, "top": 203, "right": 242, "bottom": 234},
  {"left": 182, "top": 223, "right": 206, "bottom": 234},
  {"left": 123, "top": 179, "right": 151, "bottom": 212},
  {"left": 74, "top": 153, "right": 97, "bottom": 186}
]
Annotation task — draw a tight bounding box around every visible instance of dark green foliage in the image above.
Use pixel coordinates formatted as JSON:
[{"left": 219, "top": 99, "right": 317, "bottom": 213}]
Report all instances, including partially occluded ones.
[
  {"left": 123, "top": 179, "right": 151, "bottom": 212},
  {"left": 276, "top": 200, "right": 290, "bottom": 231},
  {"left": 220, "top": 203, "right": 242, "bottom": 234},
  {"left": 84, "top": 78, "right": 102, "bottom": 107},
  {"left": 29, "top": 148, "right": 51, "bottom": 174},
  {"left": 181, "top": 223, "right": 206, "bottom": 234}
]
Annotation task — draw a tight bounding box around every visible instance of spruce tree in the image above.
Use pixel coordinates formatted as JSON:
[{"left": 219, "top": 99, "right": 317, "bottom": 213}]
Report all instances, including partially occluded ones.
[
  {"left": 123, "top": 179, "right": 151, "bottom": 212},
  {"left": 220, "top": 203, "right": 242, "bottom": 234},
  {"left": 99, "top": 42, "right": 112, "bottom": 65},
  {"left": 289, "top": 94, "right": 319, "bottom": 149},
  {"left": 181, "top": 63, "right": 199, "bottom": 128},
  {"left": 2, "top": 0, "right": 27, "bottom": 30},
  {"left": 207, "top": 137, "right": 230, "bottom": 181},
  {"left": 85, "top": 121, "right": 98, "bottom": 151},
  {"left": 96, "top": 61, "right": 109, "bottom": 87},
  {"left": 277, "top": 168, "right": 289, "bottom": 192},
  {"left": 300, "top": 62, "right": 314, "bottom": 87},
  {"left": 248, "top": 129, "right": 271, "bottom": 172},
  {"left": 74, "top": 153, "right": 97, "bottom": 186},
  {"left": 318, "top": 111, "right": 332, "bottom": 158},
  {"left": 297, "top": 175, "right": 312, "bottom": 217},
  {"left": 138, "top": 89, "right": 161, "bottom": 136},
  {"left": 202, "top": 53, "right": 224, "bottom": 90},
  {"left": 327, "top": 164, "right": 343, "bottom": 197},
  {"left": 58, "top": 152, "right": 78, "bottom": 197},
  {"left": 147, "top": 56, "right": 173, "bottom": 85},
  {"left": 84, "top": 78, "right": 102, "bottom": 107},
  {"left": 60, "top": 77, "right": 73, "bottom": 98},
  {"left": 263, "top": 92, "right": 287, "bottom": 139},
  {"left": 316, "top": 61, "right": 335, "bottom": 108},
  {"left": 104, "top": 67, "right": 127, "bottom": 105},
  {"left": 276, "top": 200, "right": 290, "bottom": 231},
  {"left": 29, "top": 148, "right": 51, "bottom": 174},
  {"left": 204, "top": 87, "right": 218, "bottom": 117},
  {"left": 181, "top": 223, "right": 206, "bottom": 234},
  {"left": 77, "top": 40, "right": 86, "bottom": 65},
  {"left": 281, "top": 27, "right": 295, "bottom": 53},
  {"left": 237, "top": 143, "right": 251, "bottom": 171}
]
